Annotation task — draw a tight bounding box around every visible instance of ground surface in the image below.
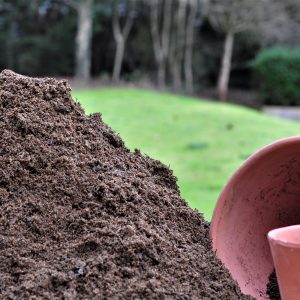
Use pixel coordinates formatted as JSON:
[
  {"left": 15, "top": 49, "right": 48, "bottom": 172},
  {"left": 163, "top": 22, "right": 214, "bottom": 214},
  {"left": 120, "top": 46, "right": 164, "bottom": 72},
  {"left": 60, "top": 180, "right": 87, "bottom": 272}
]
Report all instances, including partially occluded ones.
[
  {"left": 263, "top": 106, "right": 300, "bottom": 121},
  {"left": 73, "top": 88, "right": 300, "bottom": 219},
  {"left": 0, "top": 70, "right": 252, "bottom": 299}
]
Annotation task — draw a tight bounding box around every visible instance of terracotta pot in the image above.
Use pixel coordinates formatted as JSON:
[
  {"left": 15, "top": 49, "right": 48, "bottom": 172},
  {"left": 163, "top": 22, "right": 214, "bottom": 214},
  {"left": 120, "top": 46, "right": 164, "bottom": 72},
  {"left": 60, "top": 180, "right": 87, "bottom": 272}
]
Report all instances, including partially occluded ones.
[
  {"left": 210, "top": 136, "right": 300, "bottom": 300},
  {"left": 268, "top": 225, "right": 300, "bottom": 300}
]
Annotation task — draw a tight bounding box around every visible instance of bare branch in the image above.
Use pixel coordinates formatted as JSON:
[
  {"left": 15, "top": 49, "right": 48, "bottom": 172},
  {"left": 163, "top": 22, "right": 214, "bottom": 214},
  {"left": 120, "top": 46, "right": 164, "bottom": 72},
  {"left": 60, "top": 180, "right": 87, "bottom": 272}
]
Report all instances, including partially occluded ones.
[
  {"left": 150, "top": 0, "right": 163, "bottom": 63},
  {"left": 112, "top": 0, "right": 137, "bottom": 83},
  {"left": 161, "top": 0, "right": 172, "bottom": 58},
  {"left": 112, "top": 0, "right": 122, "bottom": 42},
  {"left": 123, "top": 0, "right": 136, "bottom": 40}
]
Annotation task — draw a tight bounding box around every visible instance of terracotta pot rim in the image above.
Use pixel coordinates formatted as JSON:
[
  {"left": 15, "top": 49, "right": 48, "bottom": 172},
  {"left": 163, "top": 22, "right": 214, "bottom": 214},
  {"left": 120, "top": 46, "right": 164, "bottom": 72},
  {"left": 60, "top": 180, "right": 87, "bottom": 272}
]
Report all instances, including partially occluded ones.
[
  {"left": 268, "top": 225, "right": 300, "bottom": 249},
  {"left": 210, "top": 135, "right": 300, "bottom": 241}
]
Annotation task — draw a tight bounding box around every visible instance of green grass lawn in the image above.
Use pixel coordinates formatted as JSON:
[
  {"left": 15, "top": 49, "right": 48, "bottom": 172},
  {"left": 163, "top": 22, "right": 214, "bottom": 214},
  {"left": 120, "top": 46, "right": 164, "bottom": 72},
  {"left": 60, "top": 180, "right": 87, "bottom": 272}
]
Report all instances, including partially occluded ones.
[{"left": 73, "top": 88, "right": 300, "bottom": 220}]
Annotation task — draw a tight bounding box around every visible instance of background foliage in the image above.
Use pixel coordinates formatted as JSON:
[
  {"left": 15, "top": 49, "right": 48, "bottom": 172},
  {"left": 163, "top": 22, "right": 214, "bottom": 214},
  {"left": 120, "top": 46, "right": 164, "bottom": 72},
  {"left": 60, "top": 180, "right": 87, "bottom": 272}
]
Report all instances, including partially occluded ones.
[
  {"left": 253, "top": 47, "right": 300, "bottom": 106},
  {"left": 0, "top": 0, "right": 266, "bottom": 91}
]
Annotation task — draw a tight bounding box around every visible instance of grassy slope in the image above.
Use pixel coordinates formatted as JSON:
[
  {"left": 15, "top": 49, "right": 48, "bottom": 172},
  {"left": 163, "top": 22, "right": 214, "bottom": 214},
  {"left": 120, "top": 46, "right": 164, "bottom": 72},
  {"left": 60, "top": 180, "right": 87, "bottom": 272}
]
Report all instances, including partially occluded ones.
[{"left": 73, "top": 88, "right": 300, "bottom": 220}]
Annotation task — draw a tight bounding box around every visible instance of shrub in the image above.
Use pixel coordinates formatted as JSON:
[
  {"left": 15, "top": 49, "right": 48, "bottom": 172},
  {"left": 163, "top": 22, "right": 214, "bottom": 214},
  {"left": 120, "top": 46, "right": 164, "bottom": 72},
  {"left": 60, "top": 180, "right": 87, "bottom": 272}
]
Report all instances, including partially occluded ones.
[{"left": 252, "top": 47, "right": 300, "bottom": 106}]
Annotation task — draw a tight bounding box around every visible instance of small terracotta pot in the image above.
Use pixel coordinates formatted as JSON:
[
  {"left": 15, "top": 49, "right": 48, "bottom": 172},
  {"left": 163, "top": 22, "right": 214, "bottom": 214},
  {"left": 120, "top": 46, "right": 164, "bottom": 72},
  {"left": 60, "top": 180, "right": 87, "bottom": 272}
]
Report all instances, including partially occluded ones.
[
  {"left": 268, "top": 225, "right": 300, "bottom": 300},
  {"left": 210, "top": 136, "right": 300, "bottom": 300}
]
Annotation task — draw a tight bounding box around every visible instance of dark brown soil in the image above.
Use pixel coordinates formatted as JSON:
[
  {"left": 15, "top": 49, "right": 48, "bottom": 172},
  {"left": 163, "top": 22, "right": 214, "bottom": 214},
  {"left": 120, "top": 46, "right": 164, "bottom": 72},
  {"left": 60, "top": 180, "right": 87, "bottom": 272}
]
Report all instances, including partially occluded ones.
[
  {"left": 267, "top": 270, "right": 281, "bottom": 300},
  {"left": 0, "top": 70, "right": 253, "bottom": 299}
]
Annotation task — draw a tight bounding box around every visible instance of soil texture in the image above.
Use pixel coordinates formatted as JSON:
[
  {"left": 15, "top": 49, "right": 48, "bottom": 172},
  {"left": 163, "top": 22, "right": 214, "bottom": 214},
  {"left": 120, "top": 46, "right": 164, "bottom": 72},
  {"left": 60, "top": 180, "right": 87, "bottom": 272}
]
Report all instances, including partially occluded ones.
[
  {"left": 0, "top": 70, "right": 253, "bottom": 299},
  {"left": 267, "top": 270, "right": 281, "bottom": 300}
]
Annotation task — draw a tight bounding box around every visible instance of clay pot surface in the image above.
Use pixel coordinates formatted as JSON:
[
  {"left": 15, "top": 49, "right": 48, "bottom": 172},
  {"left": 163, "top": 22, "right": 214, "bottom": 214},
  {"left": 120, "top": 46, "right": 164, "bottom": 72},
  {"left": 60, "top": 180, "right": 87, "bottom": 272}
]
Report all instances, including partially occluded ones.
[
  {"left": 268, "top": 225, "right": 300, "bottom": 300},
  {"left": 210, "top": 136, "right": 300, "bottom": 299}
]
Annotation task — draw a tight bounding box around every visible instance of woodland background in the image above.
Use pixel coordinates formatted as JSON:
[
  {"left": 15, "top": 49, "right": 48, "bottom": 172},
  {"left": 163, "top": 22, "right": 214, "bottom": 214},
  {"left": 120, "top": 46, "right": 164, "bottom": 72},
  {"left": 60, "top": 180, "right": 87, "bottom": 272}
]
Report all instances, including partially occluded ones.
[{"left": 1, "top": 0, "right": 300, "bottom": 106}]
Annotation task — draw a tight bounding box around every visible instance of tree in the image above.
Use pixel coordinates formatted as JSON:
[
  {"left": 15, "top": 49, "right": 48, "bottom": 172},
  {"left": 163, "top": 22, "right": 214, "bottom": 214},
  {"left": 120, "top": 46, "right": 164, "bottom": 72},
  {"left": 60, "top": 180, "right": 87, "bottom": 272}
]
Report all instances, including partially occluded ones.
[
  {"left": 208, "top": 0, "right": 270, "bottom": 101},
  {"left": 75, "top": 0, "right": 93, "bottom": 80},
  {"left": 257, "top": 0, "right": 300, "bottom": 47},
  {"left": 0, "top": 0, "right": 77, "bottom": 76},
  {"left": 183, "top": 0, "right": 197, "bottom": 94},
  {"left": 169, "top": 0, "right": 187, "bottom": 91},
  {"left": 112, "top": 0, "right": 137, "bottom": 83},
  {"left": 184, "top": 0, "right": 208, "bottom": 94},
  {"left": 149, "top": 0, "right": 172, "bottom": 89}
]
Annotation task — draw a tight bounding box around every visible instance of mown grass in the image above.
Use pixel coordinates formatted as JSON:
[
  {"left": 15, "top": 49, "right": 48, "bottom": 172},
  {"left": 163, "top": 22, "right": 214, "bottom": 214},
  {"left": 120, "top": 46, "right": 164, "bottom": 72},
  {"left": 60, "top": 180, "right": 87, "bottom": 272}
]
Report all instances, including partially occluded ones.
[{"left": 73, "top": 88, "right": 300, "bottom": 220}]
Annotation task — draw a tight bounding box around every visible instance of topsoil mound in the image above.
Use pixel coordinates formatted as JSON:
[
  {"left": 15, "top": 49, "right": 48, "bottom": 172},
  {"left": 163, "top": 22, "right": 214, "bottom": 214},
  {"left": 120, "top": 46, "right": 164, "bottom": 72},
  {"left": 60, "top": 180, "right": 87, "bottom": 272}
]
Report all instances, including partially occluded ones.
[{"left": 0, "top": 70, "right": 253, "bottom": 299}]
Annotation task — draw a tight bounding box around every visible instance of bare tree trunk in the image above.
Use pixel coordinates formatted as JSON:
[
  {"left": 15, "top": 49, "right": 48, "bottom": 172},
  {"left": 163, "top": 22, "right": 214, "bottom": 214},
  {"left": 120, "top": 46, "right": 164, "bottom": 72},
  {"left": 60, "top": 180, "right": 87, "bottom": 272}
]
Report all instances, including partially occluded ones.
[
  {"left": 170, "top": 0, "right": 187, "bottom": 91},
  {"left": 112, "top": 0, "right": 136, "bottom": 83},
  {"left": 161, "top": 0, "right": 172, "bottom": 85},
  {"left": 112, "top": 38, "right": 125, "bottom": 83},
  {"left": 172, "top": 57, "right": 181, "bottom": 91},
  {"left": 75, "top": 0, "right": 93, "bottom": 80},
  {"left": 158, "top": 61, "right": 166, "bottom": 88},
  {"left": 150, "top": 0, "right": 172, "bottom": 89},
  {"left": 184, "top": 0, "right": 197, "bottom": 94},
  {"left": 150, "top": 0, "right": 164, "bottom": 88},
  {"left": 217, "top": 31, "right": 234, "bottom": 101},
  {"left": 169, "top": 28, "right": 178, "bottom": 90}
]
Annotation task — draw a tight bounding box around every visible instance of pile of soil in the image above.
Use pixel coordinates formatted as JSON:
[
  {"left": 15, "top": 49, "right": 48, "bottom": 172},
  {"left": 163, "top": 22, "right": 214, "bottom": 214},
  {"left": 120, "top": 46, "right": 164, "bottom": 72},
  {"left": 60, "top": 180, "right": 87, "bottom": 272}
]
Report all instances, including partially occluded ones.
[
  {"left": 267, "top": 271, "right": 281, "bottom": 300},
  {"left": 0, "top": 70, "right": 253, "bottom": 299}
]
